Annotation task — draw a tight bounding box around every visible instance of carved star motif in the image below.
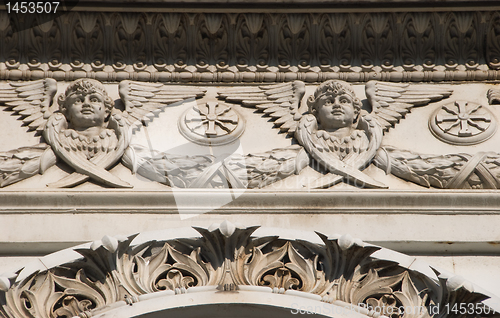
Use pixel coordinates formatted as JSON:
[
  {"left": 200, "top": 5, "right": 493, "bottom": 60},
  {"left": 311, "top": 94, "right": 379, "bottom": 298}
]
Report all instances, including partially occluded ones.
[{"left": 186, "top": 102, "right": 239, "bottom": 136}]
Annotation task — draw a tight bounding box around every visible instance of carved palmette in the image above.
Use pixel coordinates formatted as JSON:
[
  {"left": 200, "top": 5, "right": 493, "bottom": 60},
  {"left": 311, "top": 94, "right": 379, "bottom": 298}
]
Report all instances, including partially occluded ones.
[{"left": 1, "top": 11, "right": 500, "bottom": 79}]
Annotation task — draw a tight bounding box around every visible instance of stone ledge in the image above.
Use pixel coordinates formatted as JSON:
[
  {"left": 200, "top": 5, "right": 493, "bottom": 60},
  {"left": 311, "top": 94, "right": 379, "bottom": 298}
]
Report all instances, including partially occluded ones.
[
  {"left": 0, "top": 190, "right": 499, "bottom": 214},
  {"left": 0, "top": 200, "right": 499, "bottom": 256}
]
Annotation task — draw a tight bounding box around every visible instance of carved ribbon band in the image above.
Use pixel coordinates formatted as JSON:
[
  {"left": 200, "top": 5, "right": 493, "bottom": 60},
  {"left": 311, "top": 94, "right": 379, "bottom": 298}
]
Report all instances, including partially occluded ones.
[{"left": 446, "top": 152, "right": 500, "bottom": 189}]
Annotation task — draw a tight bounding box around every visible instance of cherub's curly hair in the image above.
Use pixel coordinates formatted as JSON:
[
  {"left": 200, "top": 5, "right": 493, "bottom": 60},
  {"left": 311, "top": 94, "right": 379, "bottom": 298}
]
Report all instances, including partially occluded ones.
[
  {"left": 58, "top": 79, "right": 114, "bottom": 119},
  {"left": 307, "top": 80, "right": 362, "bottom": 117}
]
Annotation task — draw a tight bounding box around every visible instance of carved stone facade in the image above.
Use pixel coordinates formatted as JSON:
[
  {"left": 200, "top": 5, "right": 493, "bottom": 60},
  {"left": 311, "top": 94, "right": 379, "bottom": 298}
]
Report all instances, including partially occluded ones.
[{"left": 1, "top": 1, "right": 500, "bottom": 317}]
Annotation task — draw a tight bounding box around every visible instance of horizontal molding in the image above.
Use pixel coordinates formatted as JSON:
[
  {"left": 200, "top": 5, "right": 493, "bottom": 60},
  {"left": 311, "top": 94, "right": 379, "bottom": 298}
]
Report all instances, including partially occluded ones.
[
  {"left": 3, "top": 67, "right": 500, "bottom": 83},
  {"left": 1, "top": 190, "right": 499, "bottom": 214},
  {"left": 3, "top": 241, "right": 500, "bottom": 257},
  {"left": 369, "top": 241, "right": 500, "bottom": 255},
  {"left": 2, "top": 11, "right": 500, "bottom": 83},
  {"left": 50, "top": 2, "right": 500, "bottom": 13}
]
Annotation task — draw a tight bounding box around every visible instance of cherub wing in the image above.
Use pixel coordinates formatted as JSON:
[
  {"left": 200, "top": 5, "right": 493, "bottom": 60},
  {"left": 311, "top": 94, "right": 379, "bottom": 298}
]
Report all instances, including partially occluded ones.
[
  {"left": 296, "top": 113, "right": 386, "bottom": 188},
  {"left": 365, "top": 81, "right": 453, "bottom": 132},
  {"left": 118, "top": 80, "right": 206, "bottom": 127},
  {"left": 0, "top": 78, "right": 58, "bottom": 133},
  {"left": 217, "top": 81, "right": 306, "bottom": 135}
]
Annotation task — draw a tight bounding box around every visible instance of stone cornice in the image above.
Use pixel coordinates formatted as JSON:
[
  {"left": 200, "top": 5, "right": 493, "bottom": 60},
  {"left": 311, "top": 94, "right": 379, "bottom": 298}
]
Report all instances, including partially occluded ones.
[
  {"left": 2, "top": 11, "right": 500, "bottom": 83},
  {"left": 58, "top": 1, "right": 500, "bottom": 13}
]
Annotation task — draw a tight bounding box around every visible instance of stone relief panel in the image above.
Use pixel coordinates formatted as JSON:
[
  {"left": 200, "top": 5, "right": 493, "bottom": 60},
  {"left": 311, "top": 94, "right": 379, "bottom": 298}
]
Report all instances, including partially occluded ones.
[
  {"left": 1, "top": 79, "right": 499, "bottom": 190},
  {"left": 0, "top": 222, "right": 496, "bottom": 318}
]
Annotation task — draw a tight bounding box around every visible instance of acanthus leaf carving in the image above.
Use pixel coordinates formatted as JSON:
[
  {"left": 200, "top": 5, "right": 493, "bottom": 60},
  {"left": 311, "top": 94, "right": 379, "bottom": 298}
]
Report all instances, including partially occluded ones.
[
  {"left": 358, "top": 13, "right": 395, "bottom": 69},
  {"left": 24, "top": 15, "right": 61, "bottom": 68},
  {"left": 0, "top": 224, "right": 496, "bottom": 318},
  {"left": 318, "top": 14, "right": 352, "bottom": 68},
  {"left": 71, "top": 13, "right": 104, "bottom": 66},
  {"left": 278, "top": 14, "right": 311, "bottom": 68},
  {"left": 486, "top": 13, "right": 500, "bottom": 70},
  {"left": 196, "top": 14, "right": 229, "bottom": 67},
  {"left": 154, "top": 13, "right": 187, "bottom": 67},
  {"left": 235, "top": 14, "right": 269, "bottom": 67},
  {"left": 0, "top": 12, "right": 19, "bottom": 67},
  {"left": 401, "top": 13, "right": 435, "bottom": 68},
  {"left": 444, "top": 13, "right": 479, "bottom": 68},
  {"left": 0, "top": 11, "right": 499, "bottom": 75},
  {"left": 113, "top": 13, "right": 146, "bottom": 66}
]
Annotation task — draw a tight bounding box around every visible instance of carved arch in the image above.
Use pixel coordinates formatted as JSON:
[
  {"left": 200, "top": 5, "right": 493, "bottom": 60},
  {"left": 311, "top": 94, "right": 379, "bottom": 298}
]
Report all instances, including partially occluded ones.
[{"left": 0, "top": 222, "right": 497, "bottom": 318}]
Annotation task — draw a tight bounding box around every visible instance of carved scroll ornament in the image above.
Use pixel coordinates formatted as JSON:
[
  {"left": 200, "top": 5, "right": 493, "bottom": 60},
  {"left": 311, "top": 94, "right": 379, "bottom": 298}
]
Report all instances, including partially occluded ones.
[{"left": 0, "top": 222, "right": 495, "bottom": 318}]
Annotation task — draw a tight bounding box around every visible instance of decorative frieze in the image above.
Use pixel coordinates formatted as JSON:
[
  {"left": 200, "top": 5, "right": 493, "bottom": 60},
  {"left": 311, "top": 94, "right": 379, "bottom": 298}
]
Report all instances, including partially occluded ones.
[
  {"left": 2, "top": 11, "right": 500, "bottom": 82},
  {"left": 1, "top": 78, "right": 500, "bottom": 190}
]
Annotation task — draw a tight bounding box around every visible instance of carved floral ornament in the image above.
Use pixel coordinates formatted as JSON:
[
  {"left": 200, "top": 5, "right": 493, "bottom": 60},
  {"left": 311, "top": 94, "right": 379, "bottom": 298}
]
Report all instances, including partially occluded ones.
[
  {"left": 0, "top": 78, "right": 500, "bottom": 190},
  {"left": 0, "top": 221, "right": 496, "bottom": 318},
  {"left": 429, "top": 101, "right": 497, "bottom": 145},
  {"left": 2, "top": 11, "right": 500, "bottom": 82},
  {"left": 179, "top": 101, "right": 245, "bottom": 146}
]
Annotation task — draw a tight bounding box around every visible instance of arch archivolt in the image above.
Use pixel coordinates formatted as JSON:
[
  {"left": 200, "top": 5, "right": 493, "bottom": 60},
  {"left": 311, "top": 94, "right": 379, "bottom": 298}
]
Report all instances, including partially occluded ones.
[{"left": 0, "top": 221, "right": 494, "bottom": 318}]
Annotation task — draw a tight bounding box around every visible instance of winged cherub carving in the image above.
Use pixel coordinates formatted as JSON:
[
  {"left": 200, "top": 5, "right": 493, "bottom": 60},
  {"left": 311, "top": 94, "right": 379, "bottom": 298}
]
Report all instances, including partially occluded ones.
[
  {"left": 0, "top": 79, "right": 205, "bottom": 188},
  {"left": 219, "top": 80, "right": 453, "bottom": 188}
]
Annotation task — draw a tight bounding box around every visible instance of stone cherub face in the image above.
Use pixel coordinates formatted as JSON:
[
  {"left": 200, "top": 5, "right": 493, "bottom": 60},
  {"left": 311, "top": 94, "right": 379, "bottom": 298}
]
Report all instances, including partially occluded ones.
[
  {"left": 58, "top": 79, "right": 114, "bottom": 132},
  {"left": 308, "top": 80, "right": 362, "bottom": 133}
]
